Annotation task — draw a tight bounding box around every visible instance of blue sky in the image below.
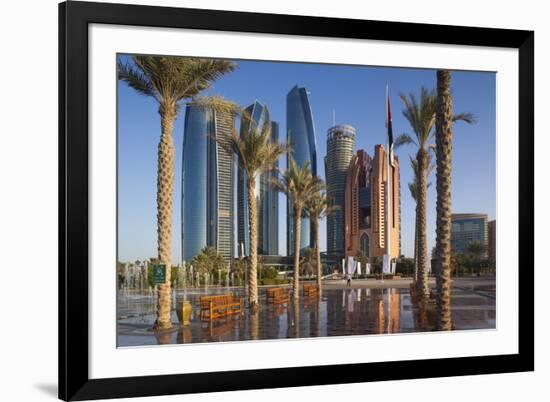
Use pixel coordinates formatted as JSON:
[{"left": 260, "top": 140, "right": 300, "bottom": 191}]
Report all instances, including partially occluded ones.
[{"left": 117, "top": 55, "right": 496, "bottom": 263}]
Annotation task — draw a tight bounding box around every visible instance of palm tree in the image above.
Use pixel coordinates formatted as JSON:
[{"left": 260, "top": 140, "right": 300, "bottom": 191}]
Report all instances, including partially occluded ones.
[
  {"left": 434, "top": 70, "right": 476, "bottom": 330},
  {"left": 466, "top": 241, "right": 485, "bottom": 276},
  {"left": 394, "top": 87, "right": 437, "bottom": 301},
  {"left": 451, "top": 253, "right": 464, "bottom": 278},
  {"left": 118, "top": 56, "right": 235, "bottom": 330},
  {"left": 466, "top": 241, "right": 485, "bottom": 257},
  {"left": 396, "top": 86, "right": 474, "bottom": 301},
  {"left": 408, "top": 158, "right": 419, "bottom": 282},
  {"left": 195, "top": 97, "right": 288, "bottom": 309},
  {"left": 304, "top": 188, "right": 338, "bottom": 289},
  {"left": 230, "top": 258, "right": 246, "bottom": 286},
  {"left": 301, "top": 247, "right": 315, "bottom": 278},
  {"left": 408, "top": 156, "right": 433, "bottom": 283},
  {"left": 434, "top": 71, "right": 453, "bottom": 330},
  {"left": 273, "top": 159, "right": 322, "bottom": 300},
  {"left": 191, "top": 246, "right": 227, "bottom": 284}
]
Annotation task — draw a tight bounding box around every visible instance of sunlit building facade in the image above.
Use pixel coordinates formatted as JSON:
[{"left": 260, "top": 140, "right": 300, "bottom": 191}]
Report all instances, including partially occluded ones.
[
  {"left": 344, "top": 145, "right": 400, "bottom": 259},
  {"left": 451, "top": 213, "right": 488, "bottom": 257},
  {"left": 344, "top": 150, "right": 372, "bottom": 258},
  {"left": 325, "top": 125, "right": 356, "bottom": 257}
]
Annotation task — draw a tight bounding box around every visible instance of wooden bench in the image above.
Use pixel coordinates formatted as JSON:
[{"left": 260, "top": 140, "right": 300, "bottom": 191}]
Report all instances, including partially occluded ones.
[
  {"left": 266, "top": 304, "right": 287, "bottom": 319},
  {"left": 199, "top": 294, "right": 243, "bottom": 320},
  {"left": 201, "top": 319, "right": 241, "bottom": 338},
  {"left": 266, "top": 287, "right": 290, "bottom": 305},
  {"left": 303, "top": 284, "right": 318, "bottom": 298},
  {"left": 302, "top": 295, "right": 319, "bottom": 310}
]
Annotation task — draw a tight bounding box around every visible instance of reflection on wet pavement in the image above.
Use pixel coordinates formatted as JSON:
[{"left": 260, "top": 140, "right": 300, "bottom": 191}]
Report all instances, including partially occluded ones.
[{"left": 117, "top": 282, "right": 496, "bottom": 347}]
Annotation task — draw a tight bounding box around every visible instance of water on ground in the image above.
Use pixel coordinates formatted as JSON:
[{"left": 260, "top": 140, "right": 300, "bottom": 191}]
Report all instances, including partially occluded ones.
[{"left": 117, "top": 278, "right": 496, "bottom": 347}]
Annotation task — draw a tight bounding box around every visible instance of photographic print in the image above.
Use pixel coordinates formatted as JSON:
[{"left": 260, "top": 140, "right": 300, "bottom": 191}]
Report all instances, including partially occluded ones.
[
  {"left": 116, "top": 55, "right": 496, "bottom": 347},
  {"left": 59, "top": 3, "right": 533, "bottom": 399}
]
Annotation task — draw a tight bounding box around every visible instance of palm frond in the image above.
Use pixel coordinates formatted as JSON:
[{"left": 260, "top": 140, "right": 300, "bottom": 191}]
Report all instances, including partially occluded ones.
[
  {"left": 196, "top": 97, "right": 288, "bottom": 180},
  {"left": 452, "top": 112, "right": 476, "bottom": 124},
  {"left": 272, "top": 158, "right": 322, "bottom": 208},
  {"left": 117, "top": 60, "right": 157, "bottom": 100},
  {"left": 408, "top": 154, "right": 433, "bottom": 203},
  {"left": 418, "top": 87, "right": 437, "bottom": 146},
  {"left": 124, "top": 56, "right": 235, "bottom": 108},
  {"left": 193, "top": 95, "right": 243, "bottom": 117},
  {"left": 175, "top": 59, "right": 236, "bottom": 100},
  {"left": 394, "top": 134, "right": 416, "bottom": 148},
  {"left": 409, "top": 155, "right": 418, "bottom": 173},
  {"left": 408, "top": 182, "right": 418, "bottom": 202},
  {"left": 427, "top": 153, "right": 435, "bottom": 175},
  {"left": 304, "top": 187, "right": 339, "bottom": 221},
  {"left": 399, "top": 87, "right": 437, "bottom": 150}
]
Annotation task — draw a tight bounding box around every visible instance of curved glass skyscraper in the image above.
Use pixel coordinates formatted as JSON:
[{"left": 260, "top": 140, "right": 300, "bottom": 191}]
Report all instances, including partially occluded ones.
[
  {"left": 181, "top": 104, "right": 235, "bottom": 262},
  {"left": 238, "top": 101, "right": 279, "bottom": 256},
  {"left": 286, "top": 85, "right": 317, "bottom": 255},
  {"left": 325, "top": 125, "right": 356, "bottom": 256}
]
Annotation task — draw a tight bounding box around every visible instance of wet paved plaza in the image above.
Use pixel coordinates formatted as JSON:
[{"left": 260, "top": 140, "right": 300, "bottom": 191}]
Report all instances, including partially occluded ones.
[{"left": 117, "top": 278, "right": 496, "bottom": 347}]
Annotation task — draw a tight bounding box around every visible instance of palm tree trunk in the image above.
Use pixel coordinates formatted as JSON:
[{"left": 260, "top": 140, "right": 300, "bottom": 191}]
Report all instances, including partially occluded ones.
[
  {"left": 247, "top": 178, "right": 259, "bottom": 310},
  {"left": 250, "top": 309, "right": 259, "bottom": 340},
  {"left": 316, "top": 291, "right": 322, "bottom": 337},
  {"left": 314, "top": 220, "right": 322, "bottom": 290},
  {"left": 293, "top": 206, "right": 302, "bottom": 300},
  {"left": 413, "top": 212, "right": 418, "bottom": 282},
  {"left": 416, "top": 148, "right": 429, "bottom": 301},
  {"left": 435, "top": 70, "right": 454, "bottom": 330},
  {"left": 293, "top": 298, "right": 300, "bottom": 338},
  {"left": 154, "top": 104, "right": 176, "bottom": 330}
]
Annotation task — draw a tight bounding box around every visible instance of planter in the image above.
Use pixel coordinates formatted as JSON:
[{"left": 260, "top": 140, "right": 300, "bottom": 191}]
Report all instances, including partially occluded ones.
[{"left": 176, "top": 299, "right": 192, "bottom": 326}]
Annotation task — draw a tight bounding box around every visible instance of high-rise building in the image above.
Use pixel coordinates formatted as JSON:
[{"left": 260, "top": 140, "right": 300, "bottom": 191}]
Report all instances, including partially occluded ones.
[
  {"left": 286, "top": 85, "right": 317, "bottom": 255},
  {"left": 325, "top": 125, "right": 356, "bottom": 257},
  {"left": 344, "top": 150, "right": 372, "bottom": 257},
  {"left": 450, "top": 213, "right": 488, "bottom": 257},
  {"left": 370, "top": 145, "right": 400, "bottom": 258},
  {"left": 344, "top": 145, "right": 400, "bottom": 259},
  {"left": 181, "top": 104, "right": 235, "bottom": 262},
  {"left": 266, "top": 122, "right": 280, "bottom": 255},
  {"left": 237, "top": 101, "right": 280, "bottom": 256}
]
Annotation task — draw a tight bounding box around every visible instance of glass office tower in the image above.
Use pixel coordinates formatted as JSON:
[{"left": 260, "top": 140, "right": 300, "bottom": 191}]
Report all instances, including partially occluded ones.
[
  {"left": 325, "top": 125, "right": 356, "bottom": 257},
  {"left": 181, "top": 104, "right": 235, "bottom": 262},
  {"left": 238, "top": 101, "right": 280, "bottom": 256},
  {"left": 266, "top": 121, "right": 280, "bottom": 255},
  {"left": 451, "top": 213, "right": 489, "bottom": 257},
  {"left": 286, "top": 85, "right": 317, "bottom": 255}
]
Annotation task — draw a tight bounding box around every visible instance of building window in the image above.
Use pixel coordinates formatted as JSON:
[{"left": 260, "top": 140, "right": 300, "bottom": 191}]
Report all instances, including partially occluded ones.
[{"left": 360, "top": 233, "right": 370, "bottom": 257}]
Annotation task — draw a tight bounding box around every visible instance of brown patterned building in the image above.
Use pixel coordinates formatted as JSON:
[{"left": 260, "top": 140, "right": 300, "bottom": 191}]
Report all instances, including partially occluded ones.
[{"left": 344, "top": 145, "right": 400, "bottom": 259}]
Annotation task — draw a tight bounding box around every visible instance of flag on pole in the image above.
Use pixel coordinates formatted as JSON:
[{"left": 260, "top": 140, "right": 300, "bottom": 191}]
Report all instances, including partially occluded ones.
[
  {"left": 384, "top": 84, "right": 393, "bottom": 268},
  {"left": 386, "top": 87, "right": 394, "bottom": 165}
]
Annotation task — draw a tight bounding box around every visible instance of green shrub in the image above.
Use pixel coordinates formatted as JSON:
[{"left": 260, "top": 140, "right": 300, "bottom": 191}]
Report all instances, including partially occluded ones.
[
  {"left": 259, "top": 266, "right": 279, "bottom": 280},
  {"left": 396, "top": 258, "right": 414, "bottom": 276}
]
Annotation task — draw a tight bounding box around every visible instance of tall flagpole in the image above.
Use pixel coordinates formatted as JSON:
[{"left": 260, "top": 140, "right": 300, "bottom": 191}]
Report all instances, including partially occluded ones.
[{"left": 385, "top": 83, "right": 392, "bottom": 274}]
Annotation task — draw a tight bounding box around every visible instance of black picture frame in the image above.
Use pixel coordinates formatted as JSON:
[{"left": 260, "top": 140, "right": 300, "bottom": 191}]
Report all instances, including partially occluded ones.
[{"left": 59, "top": 1, "right": 534, "bottom": 400}]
